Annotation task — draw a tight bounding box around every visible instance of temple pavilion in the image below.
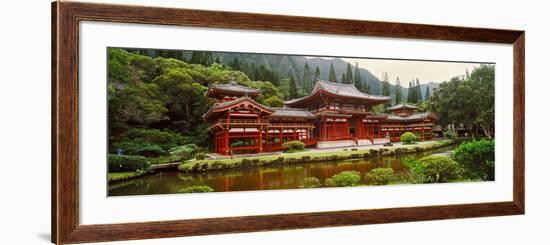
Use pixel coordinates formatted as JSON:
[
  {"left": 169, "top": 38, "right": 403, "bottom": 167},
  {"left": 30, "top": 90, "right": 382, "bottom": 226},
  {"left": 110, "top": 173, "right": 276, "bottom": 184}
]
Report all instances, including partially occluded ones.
[{"left": 204, "top": 80, "right": 437, "bottom": 155}]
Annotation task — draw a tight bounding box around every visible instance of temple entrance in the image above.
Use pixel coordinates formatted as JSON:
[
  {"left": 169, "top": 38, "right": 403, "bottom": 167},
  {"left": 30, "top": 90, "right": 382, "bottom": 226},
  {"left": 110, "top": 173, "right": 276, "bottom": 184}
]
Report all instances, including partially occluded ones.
[{"left": 349, "top": 127, "right": 355, "bottom": 137}]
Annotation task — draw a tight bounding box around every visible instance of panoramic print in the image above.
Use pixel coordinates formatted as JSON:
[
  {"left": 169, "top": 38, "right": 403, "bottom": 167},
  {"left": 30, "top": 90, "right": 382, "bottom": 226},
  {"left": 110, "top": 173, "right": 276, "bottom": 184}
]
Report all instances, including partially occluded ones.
[{"left": 107, "top": 47, "right": 495, "bottom": 196}]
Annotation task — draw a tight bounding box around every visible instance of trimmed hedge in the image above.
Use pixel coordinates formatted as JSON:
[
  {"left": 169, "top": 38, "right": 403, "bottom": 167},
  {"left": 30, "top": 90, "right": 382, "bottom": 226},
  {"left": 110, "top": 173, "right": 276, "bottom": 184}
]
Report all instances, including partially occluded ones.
[
  {"left": 326, "top": 171, "right": 361, "bottom": 187},
  {"left": 108, "top": 154, "right": 150, "bottom": 172},
  {"left": 419, "top": 156, "right": 462, "bottom": 183},
  {"left": 366, "top": 168, "right": 394, "bottom": 185},
  {"left": 178, "top": 185, "right": 214, "bottom": 193},
  {"left": 282, "top": 140, "right": 305, "bottom": 153},
  {"left": 400, "top": 132, "right": 417, "bottom": 144},
  {"left": 301, "top": 177, "right": 322, "bottom": 188},
  {"left": 452, "top": 139, "right": 495, "bottom": 181}
]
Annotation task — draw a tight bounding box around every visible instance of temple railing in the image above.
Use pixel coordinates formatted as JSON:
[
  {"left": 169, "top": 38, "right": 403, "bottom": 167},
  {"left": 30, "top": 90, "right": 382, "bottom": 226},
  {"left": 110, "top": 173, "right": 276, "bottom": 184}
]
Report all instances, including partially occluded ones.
[
  {"left": 211, "top": 119, "right": 269, "bottom": 128},
  {"left": 267, "top": 122, "right": 315, "bottom": 128}
]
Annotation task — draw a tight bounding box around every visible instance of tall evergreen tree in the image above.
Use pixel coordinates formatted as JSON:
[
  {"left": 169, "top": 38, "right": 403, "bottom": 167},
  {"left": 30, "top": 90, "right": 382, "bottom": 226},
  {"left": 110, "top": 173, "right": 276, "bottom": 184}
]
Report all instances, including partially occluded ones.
[
  {"left": 340, "top": 73, "right": 346, "bottom": 83},
  {"left": 415, "top": 79, "right": 422, "bottom": 102},
  {"left": 302, "top": 62, "right": 312, "bottom": 93},
  {"left": 395, "top": 77, "right": 402, "bottom": 104},
  {"left": 328, "top": 63, "right": 337, "bottom": 82},
  {"left": 424, "top": 86, "right": 431, "bottom": 100},
  {"left": 314, "top": 66, "right": 321, "bottom": 81},
  {"left": 407, "top": 81, "right": 414, "bottom": 103},
  {"left": 289, "top": 75, "right": 298, "bottom": 99},
  {"left": 353, "top": 62, "right": 363, "bottom": 91},
  {"left": 382, "top": 80, "right": 391, "bottom": 111},
  {"left": 230, "top": 57, "right": 240, "bottom": 70},
  {"left": 345, "top": 63, "right": 353, "bottom": 84}
]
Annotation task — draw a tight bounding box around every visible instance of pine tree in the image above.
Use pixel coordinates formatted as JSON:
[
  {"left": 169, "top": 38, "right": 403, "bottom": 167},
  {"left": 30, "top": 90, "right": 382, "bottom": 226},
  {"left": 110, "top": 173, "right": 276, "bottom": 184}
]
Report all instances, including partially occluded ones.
[
  {"left": 365, "top": 83, "right": 372, "bottom": 94},
  {"left": 345, "top": 63, "right": 353, "bottom": 84},
  {"left": 328, "top": 63, "right": 337, "bottom": 82},
  {"left": 407, "top": 81, "right": 414, "bottom": 103},
  {"left": 395, "top": 77, "right": 402, "bottom": 105},
  {"left": 303, "top": 62, "right": 312, "bottom": 93},
  {"left": 415, "top": 79, "right": 422, "bottom": 102},
  {"left": 424, "top": 86, "right": 431, "bottom": 100},
  {"left": 289, "top": 75, "right": 298, "bottom": 99},
  {"left": 315, "top": 66, "right": 321, "bottom": 80},
  {"left": 231, "top": 57, "right": 240, "bottom": 70},
  {"left": 340, "top": 73, "right": 346, "bottom": 83},
  {"left": 353, "top": 62, "right": 362, "bottom": 91}
]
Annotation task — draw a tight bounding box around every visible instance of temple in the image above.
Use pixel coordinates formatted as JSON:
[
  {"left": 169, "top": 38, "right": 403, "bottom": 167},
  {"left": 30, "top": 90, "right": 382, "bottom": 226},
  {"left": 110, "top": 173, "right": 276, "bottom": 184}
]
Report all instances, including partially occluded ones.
[
  {"left": 204, "top": 80, "right": 437, "bottom": 155},
  {"left": 380, "top": 103, "right": 438, "bottom": 142}
]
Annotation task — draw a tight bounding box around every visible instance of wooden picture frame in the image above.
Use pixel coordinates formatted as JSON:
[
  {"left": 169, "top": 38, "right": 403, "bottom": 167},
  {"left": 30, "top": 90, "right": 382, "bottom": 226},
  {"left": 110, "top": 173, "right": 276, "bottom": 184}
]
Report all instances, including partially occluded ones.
[{"left": 52, "top": 1, "right": 525, "bottom": 244}]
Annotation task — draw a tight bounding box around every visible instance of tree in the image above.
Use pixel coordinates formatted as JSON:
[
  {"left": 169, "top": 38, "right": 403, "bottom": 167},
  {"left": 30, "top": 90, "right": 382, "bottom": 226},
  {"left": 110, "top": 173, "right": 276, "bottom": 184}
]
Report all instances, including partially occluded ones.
[
  {"left": 428, "top": 65, "right": 495, "bottom": 138},
  {"left": 314, "top": 66, "right": 321, "bottom": 81},
  {"left": 345, "top": 63, "right": 353, "bottom": 84},
  {"left": 407, "top": 81, "right": 414, "bottom": 103},
  {"left": 302, "top": 62, "right": 312, "bottom": 93},
  {"left": 328, "top": 63, "right": 337, "bottom": 82},
  {"left": 289, "top": 75, "right": 298, "bottom": 99},
  {"left": 395, "top": 77, "right": 402, "bottom": 104},
  {"left": 353, "top": 62, "right": 363, "bottom": 91},
  {"left": 424, "top": 86, "right": 431, "bottom": 100},
  {"left": 340, "top": 73, "right": 346, "bottom": 83},
  {"left": 415, "top": 79, "right": 422, "bottom": 102}
]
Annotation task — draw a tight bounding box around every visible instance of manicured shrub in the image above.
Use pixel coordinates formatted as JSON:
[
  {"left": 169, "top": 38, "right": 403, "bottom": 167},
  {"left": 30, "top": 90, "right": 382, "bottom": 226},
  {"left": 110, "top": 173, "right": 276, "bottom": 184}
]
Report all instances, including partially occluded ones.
[
  {"left": 301, "top": 177, "right": 322, "bottom": 188},
  {"left": 195, "top": 152, "right": 206, "bottom": 160},
  {"left": 444, "top": 130, "right": 458, "bottom": 139},
  {"left": 112, "top": 128, "right": 186, "bottom": 155},
  {"left": 282, "top": 140, "right": 306, "bottom": 153},
  {"left": 178, "top": 185, "right": 214, "bottom": 193},
  {"left": 366, "top": 168, "right": 394, "bottom": 185},
  {"left": 400, "top": 132, "right": 417, "bottom": 144},
  {"left": 177, "top": 163, "right": 193, "bottom": 172},
  {"left": 419, "top": 156, "right": 462, "bottom": 183},
  {"left": 169, "top": 144, "right": 199, "bottom": 161},
  {"left": 326, "top": 171, "right": 361, "bottom": 187},
  {"left": 113, "top": 141, "right": 166, "bottom": 157},
  {"left": 452, "top": 139, "right": 495, "bottom": 181},
  {"left": 108, "top": 154, "right": 150, "bottom": 172}
]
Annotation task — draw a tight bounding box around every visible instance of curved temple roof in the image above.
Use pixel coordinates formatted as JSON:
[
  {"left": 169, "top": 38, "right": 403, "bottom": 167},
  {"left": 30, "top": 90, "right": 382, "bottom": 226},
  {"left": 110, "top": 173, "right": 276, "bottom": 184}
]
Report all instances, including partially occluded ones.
[
  {"left": 285, "top": 79, "right": 390, "bottom": 106},
  {"left": 387, "top": 103, "right": 419, "bottom": 111},
  {"left": 268, "top": 107, "right": 316, "bottom": 119},
  {"left": 206, "top": 81, "right": 260, "bottom": 98},
  {"left": 383, "top": 111, "right": 437, "bottom": 122}
]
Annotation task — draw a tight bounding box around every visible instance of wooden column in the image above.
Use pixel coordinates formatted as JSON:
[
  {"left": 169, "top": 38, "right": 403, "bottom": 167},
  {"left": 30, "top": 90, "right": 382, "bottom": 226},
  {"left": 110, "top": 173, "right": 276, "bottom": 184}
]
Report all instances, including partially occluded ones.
[
  {"left": 224, "top": 128, "right": 229, "bottom": 155},
  {"left": 259, "top": 127, "right": 263, "bottom": 152},
  {"left": 279, "top": 127, "right": 283, "bottom": 145},
  {"left": 422, "top": 127, "right": 425, "bottom": 140}
]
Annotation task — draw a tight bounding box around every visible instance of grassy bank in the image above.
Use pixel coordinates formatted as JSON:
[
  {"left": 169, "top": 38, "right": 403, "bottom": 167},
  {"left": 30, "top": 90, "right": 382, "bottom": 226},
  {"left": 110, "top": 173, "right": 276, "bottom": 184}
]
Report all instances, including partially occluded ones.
[
  {"left": 108, "top": 171, "right": 148, "bottom": 182},
  {"left": 178, "top": 139, "right": 456, "bottom": 173}
]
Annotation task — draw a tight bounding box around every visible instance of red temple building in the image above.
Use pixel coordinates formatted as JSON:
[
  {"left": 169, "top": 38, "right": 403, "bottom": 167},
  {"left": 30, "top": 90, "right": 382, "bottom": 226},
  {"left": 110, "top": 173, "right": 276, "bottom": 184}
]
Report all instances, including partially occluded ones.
[
  {"left": 381, "top": 103, "right": 438, "bottom": 142},
  {"left": 204, "top": 80, "right": 437, "bottom": 155}
]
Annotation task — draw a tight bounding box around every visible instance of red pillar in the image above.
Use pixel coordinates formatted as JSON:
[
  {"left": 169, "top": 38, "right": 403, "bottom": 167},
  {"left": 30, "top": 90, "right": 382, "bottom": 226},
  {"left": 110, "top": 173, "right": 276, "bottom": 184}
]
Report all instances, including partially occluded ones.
[
  {"left": 224, "top": 128, "right": 229, "bottom": 155},
  {"left": 259, "top": 127, "right": 263, "bottom": 152},
  {"left": 422, "top": 127, "right": 425, "bottom": 140},
  {"left": 279, "top": 128, "right": 283, "bottom": 145}
]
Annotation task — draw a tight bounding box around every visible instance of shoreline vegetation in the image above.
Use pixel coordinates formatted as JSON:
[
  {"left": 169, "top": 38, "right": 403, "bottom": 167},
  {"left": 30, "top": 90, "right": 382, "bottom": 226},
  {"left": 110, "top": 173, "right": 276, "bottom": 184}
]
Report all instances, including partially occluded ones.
[{"left": 177, "top": 139, "right": 456, "bottom": 173}]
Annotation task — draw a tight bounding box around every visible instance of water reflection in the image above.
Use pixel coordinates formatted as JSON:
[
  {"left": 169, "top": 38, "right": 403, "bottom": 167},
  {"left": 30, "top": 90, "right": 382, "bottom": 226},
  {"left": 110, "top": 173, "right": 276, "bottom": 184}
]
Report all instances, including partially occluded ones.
[{"left": 109, "top": 144, "right": 457, "bottom": 196}]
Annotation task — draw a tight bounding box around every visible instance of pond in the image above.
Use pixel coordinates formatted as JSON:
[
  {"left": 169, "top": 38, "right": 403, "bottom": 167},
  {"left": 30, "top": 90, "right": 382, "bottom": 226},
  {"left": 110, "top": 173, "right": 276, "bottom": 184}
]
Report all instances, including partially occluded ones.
[{"left": 108, "top": 144, "right": 458, "bottom": 196}]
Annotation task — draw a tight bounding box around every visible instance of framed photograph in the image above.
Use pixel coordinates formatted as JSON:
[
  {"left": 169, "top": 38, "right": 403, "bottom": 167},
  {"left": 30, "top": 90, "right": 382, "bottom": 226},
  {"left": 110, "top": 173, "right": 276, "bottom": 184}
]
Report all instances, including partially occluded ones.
[{"left": 52, "top": 1, "right": 524, "bottom": 244}]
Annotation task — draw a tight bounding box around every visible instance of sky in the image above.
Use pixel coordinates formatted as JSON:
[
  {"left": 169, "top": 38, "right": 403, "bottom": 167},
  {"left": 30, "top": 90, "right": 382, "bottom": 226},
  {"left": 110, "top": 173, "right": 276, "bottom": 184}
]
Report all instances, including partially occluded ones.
[{"left": 326, "top": 57, "right": 485, "bottom": 85}]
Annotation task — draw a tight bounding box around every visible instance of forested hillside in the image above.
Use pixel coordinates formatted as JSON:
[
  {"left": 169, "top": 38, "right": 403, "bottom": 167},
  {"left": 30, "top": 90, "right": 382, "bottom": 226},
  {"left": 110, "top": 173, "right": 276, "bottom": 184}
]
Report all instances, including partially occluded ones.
[{"left": 108, "top": 47, "right": 468, "bottom": 154}]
